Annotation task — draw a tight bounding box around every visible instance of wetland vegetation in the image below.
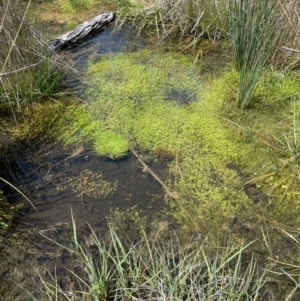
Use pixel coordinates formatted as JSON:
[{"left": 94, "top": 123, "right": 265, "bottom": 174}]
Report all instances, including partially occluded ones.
[{"left": 1, "top": 0, "right": 300, "bottom": 300}]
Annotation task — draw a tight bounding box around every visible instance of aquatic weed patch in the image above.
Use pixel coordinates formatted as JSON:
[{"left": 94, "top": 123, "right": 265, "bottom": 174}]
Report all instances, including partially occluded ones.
[
  {"left": 221, "top": 69, "right": 300, "bottom": 223},
  {"left": 56, "top": 49, "right": 254, "bottom": 231},
  {"left": 60, "top": 50, "right": 201, "bottom": 154},
  {"left": 57, "top": 169, "right": 117, "bottom": 198}
]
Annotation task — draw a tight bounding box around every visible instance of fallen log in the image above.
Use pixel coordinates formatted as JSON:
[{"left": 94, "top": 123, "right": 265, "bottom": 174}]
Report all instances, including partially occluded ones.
[{"left": 49, "top": 11, "right": 115, "bottom": 51}]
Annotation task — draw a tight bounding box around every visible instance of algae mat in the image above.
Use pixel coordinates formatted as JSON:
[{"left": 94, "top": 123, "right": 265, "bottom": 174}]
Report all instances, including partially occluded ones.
[{"left": 56, "top": 49, "right": 253, "bottom": 232}]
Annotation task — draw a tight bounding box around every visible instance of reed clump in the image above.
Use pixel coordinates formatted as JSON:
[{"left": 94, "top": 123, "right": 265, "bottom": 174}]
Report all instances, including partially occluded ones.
[
  {"left": 0, "top": 0, "right": 62, "bottom": 110},
  {"left": 114, "top": 0, "right": 300, "bottom": 110},
  {"left": 115, "top": 0, "right": 230, "bottom": 45},
  {"left": 274, "top": 0, "right": 300, "bottom": 69},
  {"left": 229, "top": 0, "right": 282, "bottom": 109}
]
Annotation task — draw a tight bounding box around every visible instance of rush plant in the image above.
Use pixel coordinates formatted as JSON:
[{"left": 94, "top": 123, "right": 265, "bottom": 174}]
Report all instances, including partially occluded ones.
[{"left": 229, "top": 0, "right": 281, "bottom": 109}]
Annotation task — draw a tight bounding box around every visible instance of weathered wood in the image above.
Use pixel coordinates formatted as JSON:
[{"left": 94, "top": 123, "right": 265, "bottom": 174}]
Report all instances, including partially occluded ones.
[{"left": 49, "top": 11, "right": 115, "bottom": 51}]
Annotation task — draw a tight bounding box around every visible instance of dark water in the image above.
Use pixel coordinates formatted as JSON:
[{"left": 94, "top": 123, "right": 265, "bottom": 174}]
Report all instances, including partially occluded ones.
[
  {"left": 70, "top": 25, "right": 145, "bottom": 68},
  {"left": 0, "top": 27, "right": 169, "bottom": 300},
  {"left": 0, "top": 122, "right": 168, "bottom": 301},
  {"left": 1, "top": 138, "right": 166, "bottom": 231}
]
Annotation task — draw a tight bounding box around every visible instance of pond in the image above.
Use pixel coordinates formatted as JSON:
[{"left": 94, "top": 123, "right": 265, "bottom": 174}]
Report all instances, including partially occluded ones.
[{"left": 1, "top": 5, "right": 300, "bottom": 301}]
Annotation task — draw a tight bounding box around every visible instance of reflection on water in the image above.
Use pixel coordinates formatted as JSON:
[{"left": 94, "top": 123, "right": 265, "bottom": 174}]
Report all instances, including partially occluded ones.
[{"left": 70, "top": 25, "right": 145, "bottom": 69}]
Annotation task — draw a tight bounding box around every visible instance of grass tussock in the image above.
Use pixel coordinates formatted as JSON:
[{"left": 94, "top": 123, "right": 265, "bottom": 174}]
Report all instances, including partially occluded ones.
[
  {"left": 0, "top": 0, "right": 63, "bottom": 111},
  {"left": 32, "top": 218, "right": 266, "bottom": 301},
  {"left": 252, "top": 100, "right": 300, "bottom": 220},
  {"left": 220, "top": 69, "right": 300, "bottom": 222}
]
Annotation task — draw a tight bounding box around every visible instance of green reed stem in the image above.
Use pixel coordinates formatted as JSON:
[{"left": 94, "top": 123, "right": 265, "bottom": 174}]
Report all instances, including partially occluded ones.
[{"left": 230, "top": 0, "right": 281, "bottom": 109}]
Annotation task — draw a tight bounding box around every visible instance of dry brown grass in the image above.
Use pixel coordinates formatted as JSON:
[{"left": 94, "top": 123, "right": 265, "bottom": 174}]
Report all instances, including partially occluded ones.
[
  {"left": 115, "top": 0, "right": 300, "bottom": 68},
  {"left": 274, "top": 0, "right": 300, "bottom": 69},
  {"left": 0, "top": 0, "right": 63, "bottom": 113},
  {"left": 115, "top": 0, "right": 230, "bottom": 46}
]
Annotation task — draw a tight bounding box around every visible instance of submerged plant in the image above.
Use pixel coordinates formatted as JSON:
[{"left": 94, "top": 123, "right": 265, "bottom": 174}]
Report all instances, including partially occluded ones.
[
  {"left": 0, "top": 190, "right": 16, "bottom": 231},
  {"left": 229, "top": 0, "right": 281, "bottom": 108},
  {"left": 59, "top": 169, "right": 118, "bottom": 198},
  {"left": 0, "top": 179, "right": 33, "bottom": 233}
]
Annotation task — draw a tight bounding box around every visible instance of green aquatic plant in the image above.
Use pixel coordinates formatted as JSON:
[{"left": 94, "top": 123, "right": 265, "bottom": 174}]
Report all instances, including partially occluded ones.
[
  {"left": 58, "top": 169, "right": 118, "bottom": 198},
  {"left": 220, "top": 69, "right": 300, "bottom": 223},
  {"left": 254, "top": 101, "right": 300, "bottom": 221},
  {"left": 55, "top": 50, "right": 255, "bottom": 233},
  {"left": 0, "top": 190, "right": 13, "bottom": 231},
  {"left": 59, "top": 50, "right": 201, "bottom": 155},
  {"left": 56, "top": 105, "right": 96, "bottom": 146},
  {"left": 94, "top": 131, "right": 129, "bottom": 159},
  {"left": 0, "top": 182, "right": 28, "bottom": 233}
]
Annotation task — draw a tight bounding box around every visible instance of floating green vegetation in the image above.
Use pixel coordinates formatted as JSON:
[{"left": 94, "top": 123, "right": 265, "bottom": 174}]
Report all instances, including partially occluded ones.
[
  {"left": 11, "top": 101, "right": 69, "bottom": 140},
  {"left": 58, "top": 169, "right": 117, "bottom": 199},
  {"left": 94, "top": 131, "right": 129, "bottom": 159},
  {"left": 56, "top": 49, "right": 255, "bottom": 232},
  {"left": 9, "top": 46, "right": 300, "bottom": 229},
  {"left": 58, "top": 50, "right": 202, "bottom": 155}
]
